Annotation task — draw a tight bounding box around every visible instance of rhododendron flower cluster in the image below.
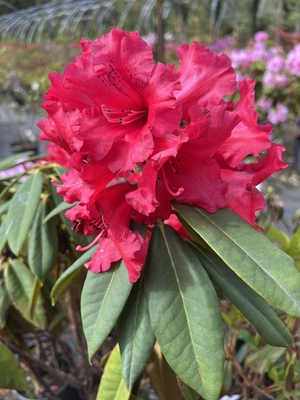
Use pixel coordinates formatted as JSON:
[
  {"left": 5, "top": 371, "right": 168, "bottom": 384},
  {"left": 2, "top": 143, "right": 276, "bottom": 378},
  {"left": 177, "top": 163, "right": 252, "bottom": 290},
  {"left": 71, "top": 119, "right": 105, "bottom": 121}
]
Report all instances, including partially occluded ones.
[{"left": 38, "top": 28, "right": 286, "bottom": 282}]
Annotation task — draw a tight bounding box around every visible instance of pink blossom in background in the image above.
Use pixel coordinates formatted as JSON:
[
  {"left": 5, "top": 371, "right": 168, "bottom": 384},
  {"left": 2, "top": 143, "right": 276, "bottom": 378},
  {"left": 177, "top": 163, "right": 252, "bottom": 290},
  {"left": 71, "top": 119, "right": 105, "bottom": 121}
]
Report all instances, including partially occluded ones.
[
  {"left": 267, "top": 54, "right": 285, "bottom": 73},
  {"left": 229, "top": 49, "right": 251, "bottom": 69},
  {"left": 262, "top": 70, "right": 289, "bottom": 89},
  {"left": 267, "top": 103, "right": 289, "bottom": 125},
  {"left": 254, "top": 31, "right": 268, "bottom": 42},
  {"left": 286, "top": 44, "right": 300, "bottom": 75},
  {"left": 257, "top": 97, "right": 272, "bottom": 111},
  {"left": 249, "top": 41, "right": 266, "bottom": 62}
]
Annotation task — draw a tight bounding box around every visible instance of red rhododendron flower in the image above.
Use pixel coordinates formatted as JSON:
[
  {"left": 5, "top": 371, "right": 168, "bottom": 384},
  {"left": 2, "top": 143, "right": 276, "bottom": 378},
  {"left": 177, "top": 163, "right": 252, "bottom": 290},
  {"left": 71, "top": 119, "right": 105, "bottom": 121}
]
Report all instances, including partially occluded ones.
[{"left": 39, "top": 28, "right": 287, "bottom": 282}]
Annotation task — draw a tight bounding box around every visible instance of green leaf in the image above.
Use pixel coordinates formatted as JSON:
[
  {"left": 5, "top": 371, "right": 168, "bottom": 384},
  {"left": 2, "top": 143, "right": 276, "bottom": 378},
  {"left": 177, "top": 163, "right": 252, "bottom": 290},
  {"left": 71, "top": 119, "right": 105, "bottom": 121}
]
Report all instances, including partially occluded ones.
[
  {"left": 245, "top": 344, "right": 286, "bottom": 374},
  {"left": 51, "top": 246, "right": 97, "bottom": 304},
  {"left": 0, "top": 200, "right": 11, "bottom": 215},
  {"left": 28, "top": 198, "right": 58, "bottom": 282},
  {"left": 0, "top": 341, "right": 28, "bottom": 391},
  {"left": 146, "top": 342, "right": 183, "bottom": 400},
  {"left": 96, "top": 344, "right": 131, "bottom": 400},
  {"left": 144, "top": 223, "right": 224, "bottom": 400},
  {"left": 288, "top": 226, "right": 300, "bottom": 257},
  {"left": 190, "top": 243, "right": 292, "bottom": 348},
  {"left": 117, "top": 275, "right": 155, "bottom": 390},
  {"left": 6, "top": 171, "right": 43, "bottom": 255},
  {"left": 174, "top": 204, "right": 300, "bottom": 317},
  {"left": 0, "top": 172, "right": 27, "bottom": 200},
  {"left": 42, "top": 201, "right": 78, "bottom": 224},
  {"left": 50, "top": 184, "right": 90, "bottom": 248},
  {"left": 0, "top": 215, "right": 8, "bottom": 253},
  {"left": 0, "top": 151, "right": 35, "bottom": 171},
  {"left": 0, "top": 280, "right": 12, "bottom": 329},
  {"left": 53, "top": 165, "right": 68, "bottom": 177},
  {"left": 266, "top": 224, "right": 290, "bottom": 252},
  {"left": 4, "top": 259, "right": 46, "bottom": 328},
  {"left": 177, "top": 380, "right": 199, "bottom": 400},
  {"left": 81, "top": 261, "right": 132, "bottom": 360}
]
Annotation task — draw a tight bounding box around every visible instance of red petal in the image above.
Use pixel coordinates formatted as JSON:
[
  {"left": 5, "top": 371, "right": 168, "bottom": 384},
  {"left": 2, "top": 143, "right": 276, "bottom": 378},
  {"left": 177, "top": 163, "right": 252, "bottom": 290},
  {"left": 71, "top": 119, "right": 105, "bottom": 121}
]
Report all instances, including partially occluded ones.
[{"left": 175, "top": 42, "right": 237, "bottom": 118}]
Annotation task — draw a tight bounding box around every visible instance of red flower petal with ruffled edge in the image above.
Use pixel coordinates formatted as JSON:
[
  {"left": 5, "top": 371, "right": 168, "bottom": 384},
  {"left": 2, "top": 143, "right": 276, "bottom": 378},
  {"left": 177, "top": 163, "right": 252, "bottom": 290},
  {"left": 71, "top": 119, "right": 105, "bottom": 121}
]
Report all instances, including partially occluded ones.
[
  {"left": 220, "top": 144, "right": 287, "bottom": 229},
  {"left": 55, "top": 169, "right": 94, "bottom": 204},
  {"left": 73, "top": 183, "right": 148, "bottom": 282},
  {"left": 175, "top": 42, "right": 237, "bottom": 118},
  {"left": 216, "top": 79, "right": 272, "bottom": 168},
  {"left": 38, "top": 101, "right": 83, "bottom": 155}
]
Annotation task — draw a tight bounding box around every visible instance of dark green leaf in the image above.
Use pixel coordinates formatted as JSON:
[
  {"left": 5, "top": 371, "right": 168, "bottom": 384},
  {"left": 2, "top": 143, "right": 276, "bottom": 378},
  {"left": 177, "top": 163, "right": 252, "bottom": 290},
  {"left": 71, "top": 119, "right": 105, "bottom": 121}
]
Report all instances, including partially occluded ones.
[
  {"left": 96, "top": 345, "right": 131, "bottom": 400},
  {"left": 51, "top": 182, "right": 90, "bottom": 248},
  {"left": 81, "top": 261, "right": 132, "bottom": 360},
  {"left": 174, "top": 204, "right": 300, "bottom": 317},
  {"left": 190, "top": 243, "right": 291, "bottom": 348},
  {"left": 6, "top": 171, "right": 43, "bottom": 255},
  {"left": 0, "top": 342, "right": 28, "bottom": 391},
  {"left": 0, "top": 215, "right": 8, "bottom": 253},
  {"left": 4, "top": 259, "right": 46, "bottom": 328},
  {"left": 144, "top": 223, "right": 224, "bottom": 400},
  {"left": 117, "top": 275, "right": 155, "bottom": 390},
  {"left": 28, "top": 198, "right": 58, "bottom": 282},
  {"left": 51, "top": 246, "right": 97, "bottom": 304},
  {"left": 0, "top": 280, "right": 12, "bottom": 329}
]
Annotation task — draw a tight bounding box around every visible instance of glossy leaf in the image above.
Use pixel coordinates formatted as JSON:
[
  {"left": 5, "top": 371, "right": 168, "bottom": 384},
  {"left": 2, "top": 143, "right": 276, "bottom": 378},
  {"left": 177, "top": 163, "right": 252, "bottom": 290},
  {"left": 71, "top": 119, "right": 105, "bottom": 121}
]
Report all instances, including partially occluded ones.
[
  {"left": 96, "top": 344, "right": 131, "bottom": 400},
  {"left": 28, "top": 198, "right": 58, "bottom": 282},
  {"left": 144, "top": 223, "right": 224, "bottom": 400},
  {"left": 6, "top": 171, "right": 43, "bottom": 255},
  {"left": 51, "top": 246, "right": 97, "bottom": 304},
  {"left": 42, "top": 200, "right": 77, "bottom": 224},
  {"left": 4, "top": 259, "right": 46, "bottom": 328},
  {"left": 0, "top": 341, "right": 28, "bottom": 391},
  {"left": 146, "top": 342, "right": 183, "bottom": 400},
  {"left": 190, "top": 243, "right": 291, "bottom": 347},
  {"left": 174, "top": 204, "right": 300, "bottom": 317},
  {"left": 81, "top": 261, "right": 132, "bottom": 360},
  {"left": 117, "top": 275, "right": 155, "bottom": 390},
  {"left": 0, "top": 280, "right": 12, "bottom": 329}
]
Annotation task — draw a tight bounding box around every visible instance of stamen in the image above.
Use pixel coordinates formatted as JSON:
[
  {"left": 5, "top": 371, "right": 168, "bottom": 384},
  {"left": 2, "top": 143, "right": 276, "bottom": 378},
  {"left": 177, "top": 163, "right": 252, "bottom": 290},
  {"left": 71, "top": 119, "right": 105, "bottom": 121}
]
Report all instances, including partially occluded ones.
[
  {"left": 76, "top": 230, "right": 105, "bottom": 251},
  {"left": 161, "top": 165, "right": 184, "bottom": 197},
  {"left": 101, "top": 105, "right": 147, "bottom": 125}
]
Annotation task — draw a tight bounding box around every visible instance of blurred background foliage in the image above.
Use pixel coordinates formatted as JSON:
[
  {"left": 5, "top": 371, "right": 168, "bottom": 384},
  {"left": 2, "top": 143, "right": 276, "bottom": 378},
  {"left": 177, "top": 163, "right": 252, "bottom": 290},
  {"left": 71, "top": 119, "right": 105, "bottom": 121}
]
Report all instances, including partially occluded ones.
[{"left": 0, "top": 0, "right": 299, "bottom": 95}]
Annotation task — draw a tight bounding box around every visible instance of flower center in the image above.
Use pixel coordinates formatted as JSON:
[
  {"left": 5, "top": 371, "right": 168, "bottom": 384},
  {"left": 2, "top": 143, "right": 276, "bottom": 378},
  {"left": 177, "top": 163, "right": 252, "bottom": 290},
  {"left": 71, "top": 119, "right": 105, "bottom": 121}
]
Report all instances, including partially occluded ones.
[
  {"left": 161, "top": 160, "right": 184, "bottom": 197},
  {"left": 101, "top": 105, "right": 147, "bottom": 125},
  {"left": 75, "top": 204, "right": 109, "bottom": 251}
]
